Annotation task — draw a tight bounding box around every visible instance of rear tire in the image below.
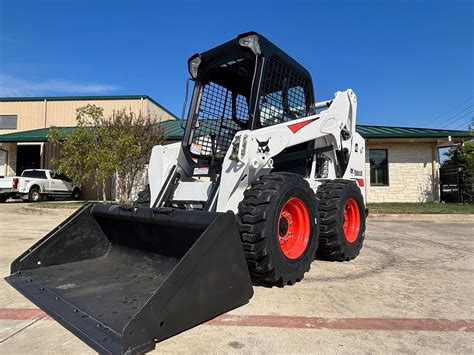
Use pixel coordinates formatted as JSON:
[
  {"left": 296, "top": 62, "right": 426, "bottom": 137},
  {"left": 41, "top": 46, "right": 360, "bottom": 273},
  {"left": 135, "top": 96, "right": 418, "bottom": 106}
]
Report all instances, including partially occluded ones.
[
  {"left": 28, "top": 187, "right": 42, "bottom": 202},
  {"left": 0, "top": 196, "right": 8, "bottom": 203},
  {"left": 315, "top": 179, "right": 366, "bottom": 261},
  {"left": 237, "top": 173, "right": 318, "bottom": 286}
]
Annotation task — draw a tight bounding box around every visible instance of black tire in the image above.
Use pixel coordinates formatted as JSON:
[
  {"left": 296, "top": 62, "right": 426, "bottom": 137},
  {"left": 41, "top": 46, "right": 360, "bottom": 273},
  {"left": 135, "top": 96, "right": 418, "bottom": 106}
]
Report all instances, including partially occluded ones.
[
  {"left": 134, "top": 184, "right": 151, "bottom": 207},
  {"left": 237, "top": 173, "right": 318, "bottom": 286},
  {"left": 72, "top": 188, "right": 81, "bottom": 200},
  {"left": 0, "top": 195, "right": 8, "bottom": 203},
  {"left": 28, "top": 187, "right": 42, "bottom": 202},
  {"left": 316, "top": 179, "right": 366, "bottom": 261}
]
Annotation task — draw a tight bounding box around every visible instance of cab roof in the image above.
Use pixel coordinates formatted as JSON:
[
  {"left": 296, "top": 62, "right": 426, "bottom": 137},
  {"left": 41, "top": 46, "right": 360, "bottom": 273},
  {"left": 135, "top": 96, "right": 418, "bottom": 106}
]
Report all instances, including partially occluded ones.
[{"left": 188, "top": 31, "right": 313, "bottom": 82}]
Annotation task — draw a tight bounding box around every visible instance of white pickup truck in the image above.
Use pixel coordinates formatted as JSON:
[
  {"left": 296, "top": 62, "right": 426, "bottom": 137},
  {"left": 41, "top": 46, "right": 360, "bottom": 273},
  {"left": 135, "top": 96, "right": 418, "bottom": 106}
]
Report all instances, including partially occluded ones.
[{"left": 0, "top": 169, "right": 81, "bottom": 202}]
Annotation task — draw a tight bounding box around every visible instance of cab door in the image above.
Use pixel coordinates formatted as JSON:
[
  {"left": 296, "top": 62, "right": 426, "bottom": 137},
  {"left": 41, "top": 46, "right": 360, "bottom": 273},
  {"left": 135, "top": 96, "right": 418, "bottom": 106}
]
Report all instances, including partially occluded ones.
[{"left": 49, "top": 172, "right": 69, "bottom": 193}]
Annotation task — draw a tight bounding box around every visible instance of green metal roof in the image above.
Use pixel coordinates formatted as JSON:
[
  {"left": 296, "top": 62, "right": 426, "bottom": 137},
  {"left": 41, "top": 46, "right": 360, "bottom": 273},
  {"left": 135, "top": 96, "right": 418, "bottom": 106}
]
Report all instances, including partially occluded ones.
[
  {"left": 356, "top": 124, "right": 472, "bottom": 139},
  {"left": 0, "top": 127, "right": 75, "bottom": 142},
  {"left": 0, "top": 121, "right": 471, "bottom": 143},
  {"left": 159, "top": 120, "right": 186, "bottom": 140},
  {"left": 161, "top": 121, "right": 472, "bottom": 141},
  {"left": 0, "top": 95, "right": 178, "bottom": 119}
]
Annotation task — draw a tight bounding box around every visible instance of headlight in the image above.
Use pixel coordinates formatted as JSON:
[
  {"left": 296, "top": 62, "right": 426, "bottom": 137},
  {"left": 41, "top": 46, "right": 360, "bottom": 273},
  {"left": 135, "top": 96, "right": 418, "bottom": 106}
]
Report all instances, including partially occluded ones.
[
  {"left": 188, "top": 55, "right": 201, "bottom": 79},
  {"left": 238, "top": 34, "right": 261, "bottom": 55},
  {"left": 240, "top": 134, "right": 249, "bottom": 160},
  {"left": 229, "top": 134, "right": 249, "bottom": 162}
]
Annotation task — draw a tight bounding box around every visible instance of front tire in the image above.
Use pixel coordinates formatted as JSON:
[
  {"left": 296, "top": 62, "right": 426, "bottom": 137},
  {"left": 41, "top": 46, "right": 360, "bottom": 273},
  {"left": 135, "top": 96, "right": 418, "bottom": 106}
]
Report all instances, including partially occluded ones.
[
  {"left": 237, "top": 173, "right": 318, "bottom": 286},
  {"left": 72, "top": 188, "right": 81, "bottom": 200},
  {"left": 316, "top": 179, "right": 366, "bottom": 261}
]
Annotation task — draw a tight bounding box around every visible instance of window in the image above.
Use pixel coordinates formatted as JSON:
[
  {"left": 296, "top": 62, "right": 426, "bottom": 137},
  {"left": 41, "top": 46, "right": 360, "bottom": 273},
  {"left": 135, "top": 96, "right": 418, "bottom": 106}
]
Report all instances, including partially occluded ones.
[
  {"left": 191, "top": 82, "right": 247, "bottom": 158},
  {"left": 189, "top": 56, "right": 254, "bottom": 161},
  {"left": 258, "top": 57, "right": 311, "bottom": 127},
  {"left": 52, "top": 172, "right": 71, "bottom": 182},
  {"left": 0, "top": 115, "right": 17, "bottom": 130},
  {"left": 369, "top": 149, "right": 389, "bottom": 186},
  {"left": 21, "top": 170, "right": 47, "bottom": 179}
]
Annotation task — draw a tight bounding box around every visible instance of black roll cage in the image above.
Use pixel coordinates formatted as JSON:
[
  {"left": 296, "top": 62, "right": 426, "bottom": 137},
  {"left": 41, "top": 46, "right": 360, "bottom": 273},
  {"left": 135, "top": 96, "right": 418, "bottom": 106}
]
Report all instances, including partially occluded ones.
[{"left": 181, "top": 32, "right": 315, "bottom": 171}]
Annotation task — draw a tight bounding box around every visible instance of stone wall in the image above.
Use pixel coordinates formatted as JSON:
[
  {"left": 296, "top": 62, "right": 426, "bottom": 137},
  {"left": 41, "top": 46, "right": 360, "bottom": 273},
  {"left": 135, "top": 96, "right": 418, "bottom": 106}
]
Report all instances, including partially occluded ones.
[{"left": 365, "top": 142, "right": 439, "bottom": 203}]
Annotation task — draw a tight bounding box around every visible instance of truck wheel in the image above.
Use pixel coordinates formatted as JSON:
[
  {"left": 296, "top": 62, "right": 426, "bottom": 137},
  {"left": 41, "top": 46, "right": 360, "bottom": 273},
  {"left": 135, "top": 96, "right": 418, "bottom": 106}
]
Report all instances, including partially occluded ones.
[
  {"left": 0, "top": 196, "right": 8, "bottom": 203},
  {"left": 134, "top": 184, "right": 150, "bottom": 207},
  {"left": 237, "top": 173, "right": 318, "bottom": 286},
  {"left": 28, "top": 187, "right": 42, "bottom": 202},
  {"left": 72, "top": 188, "right": 81, "bottom": 200},
  {"left": 315, "top": 179, "right": 366, "bottom": 261}
]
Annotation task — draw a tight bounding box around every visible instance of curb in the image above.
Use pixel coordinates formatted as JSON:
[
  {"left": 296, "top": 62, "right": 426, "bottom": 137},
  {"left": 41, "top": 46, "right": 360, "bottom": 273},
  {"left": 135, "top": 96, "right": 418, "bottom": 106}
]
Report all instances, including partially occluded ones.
[{"left": 368, "top": 213, "right": 474, "bottom": 222}]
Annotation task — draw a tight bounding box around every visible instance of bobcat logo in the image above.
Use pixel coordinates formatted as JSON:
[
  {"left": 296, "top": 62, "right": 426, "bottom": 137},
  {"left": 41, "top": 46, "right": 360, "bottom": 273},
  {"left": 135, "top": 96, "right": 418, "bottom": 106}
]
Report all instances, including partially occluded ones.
[
  {"left": 256, "top": 138, "right": 270, "bottom": 154},
  {"left": 350, "top": 168, "right": 363, "bottom": 177}
]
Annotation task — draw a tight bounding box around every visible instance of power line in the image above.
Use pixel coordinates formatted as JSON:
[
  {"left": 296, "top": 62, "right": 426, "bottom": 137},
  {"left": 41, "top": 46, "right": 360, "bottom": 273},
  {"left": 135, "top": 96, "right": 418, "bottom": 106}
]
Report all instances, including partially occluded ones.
[
  {"left": 441, "top": 115, "right": 473, "bottom": 131},
  {"left": 451, "top": 119, "right": 472, "bottom": 130},
  {"left": 437, "top": 105, "right": 473, "bottom": 127},
  {"left": 451, "top": 115, "right": 474, "bottom": 130},
  {"left": 431, "top": 103, "right": 472, "bottom": 127},
  {"left": 429, "top": 96, "right": 473, "bottom": 126}
]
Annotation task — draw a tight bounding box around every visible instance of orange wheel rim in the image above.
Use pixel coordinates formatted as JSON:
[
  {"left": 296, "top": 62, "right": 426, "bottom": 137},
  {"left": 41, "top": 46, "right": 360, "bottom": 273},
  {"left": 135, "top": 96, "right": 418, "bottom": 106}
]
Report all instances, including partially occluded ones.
[
  {"left": 343, "top": 198, "right": 360, "bottom": 243},
  {"left": 278, "top": 197, "right": 310, "bottom": 259}
]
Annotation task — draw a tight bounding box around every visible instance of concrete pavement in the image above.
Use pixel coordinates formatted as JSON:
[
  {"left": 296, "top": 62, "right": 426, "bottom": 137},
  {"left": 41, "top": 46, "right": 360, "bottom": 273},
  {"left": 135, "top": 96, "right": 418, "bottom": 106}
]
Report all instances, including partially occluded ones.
[{"left": 0, "top": 202, "right": 473, "bottom": 354}]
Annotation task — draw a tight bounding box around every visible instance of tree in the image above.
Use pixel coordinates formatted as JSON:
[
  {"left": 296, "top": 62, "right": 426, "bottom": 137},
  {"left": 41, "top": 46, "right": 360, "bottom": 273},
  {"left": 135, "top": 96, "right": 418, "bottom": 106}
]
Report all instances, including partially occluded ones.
[
  {"left": 443, "top": 141, "right": 474, "bottom": 168},
  {"left": 49, "top": 105, "right": 165, "bottom": 202},
  {"left": 104, "top": 109, "right": 165, "bottom": 202},
  {"left": 442, "top": 141, "right": 474, "bottom": 203}
]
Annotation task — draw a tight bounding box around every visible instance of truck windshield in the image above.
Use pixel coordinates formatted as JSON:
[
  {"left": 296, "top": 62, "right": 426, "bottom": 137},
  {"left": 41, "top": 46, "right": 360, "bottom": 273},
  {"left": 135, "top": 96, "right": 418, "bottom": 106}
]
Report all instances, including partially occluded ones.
[{"left": 21, "top": 170, "right": 47, "bottom": 179}]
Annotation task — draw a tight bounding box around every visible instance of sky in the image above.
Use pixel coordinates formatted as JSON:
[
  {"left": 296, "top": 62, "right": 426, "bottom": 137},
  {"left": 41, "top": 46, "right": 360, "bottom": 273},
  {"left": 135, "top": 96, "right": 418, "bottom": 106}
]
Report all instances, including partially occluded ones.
[{"left": 0, "top": 0, "right": 472, "bottom": 130}]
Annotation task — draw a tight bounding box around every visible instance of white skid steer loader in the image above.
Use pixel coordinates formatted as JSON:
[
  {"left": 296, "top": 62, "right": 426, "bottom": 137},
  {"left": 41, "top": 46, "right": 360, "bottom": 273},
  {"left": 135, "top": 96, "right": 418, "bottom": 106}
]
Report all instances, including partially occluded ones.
[{"left": 6, "top": 32, "right": 367, "bottom": 354}]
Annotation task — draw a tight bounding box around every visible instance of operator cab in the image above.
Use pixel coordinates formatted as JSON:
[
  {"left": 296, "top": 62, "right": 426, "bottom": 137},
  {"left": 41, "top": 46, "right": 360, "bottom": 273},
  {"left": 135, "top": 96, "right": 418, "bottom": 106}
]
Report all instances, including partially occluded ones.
[{"left": 182, "top": 32, "right": 315, "bottom": 168}]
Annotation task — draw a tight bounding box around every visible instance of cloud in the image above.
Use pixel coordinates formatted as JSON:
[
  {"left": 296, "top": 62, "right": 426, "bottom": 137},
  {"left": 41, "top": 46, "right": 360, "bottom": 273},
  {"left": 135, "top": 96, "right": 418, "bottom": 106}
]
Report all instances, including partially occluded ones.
[{"left": 0, "top": 74, "right": 121, "bottom": 96}]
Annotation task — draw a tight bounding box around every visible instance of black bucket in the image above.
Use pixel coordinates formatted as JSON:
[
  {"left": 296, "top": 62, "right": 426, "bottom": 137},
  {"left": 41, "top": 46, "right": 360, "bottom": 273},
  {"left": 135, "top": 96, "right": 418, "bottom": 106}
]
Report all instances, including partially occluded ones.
[{"left": 5, "top": 204, "right": 253, "bottom": 354}]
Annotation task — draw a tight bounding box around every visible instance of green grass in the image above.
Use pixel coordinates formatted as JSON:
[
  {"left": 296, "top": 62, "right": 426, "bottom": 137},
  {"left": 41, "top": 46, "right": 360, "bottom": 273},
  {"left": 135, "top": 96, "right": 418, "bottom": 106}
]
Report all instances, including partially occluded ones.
[{"left": 367, "top": 202, "right": 474, "bottom": 214}]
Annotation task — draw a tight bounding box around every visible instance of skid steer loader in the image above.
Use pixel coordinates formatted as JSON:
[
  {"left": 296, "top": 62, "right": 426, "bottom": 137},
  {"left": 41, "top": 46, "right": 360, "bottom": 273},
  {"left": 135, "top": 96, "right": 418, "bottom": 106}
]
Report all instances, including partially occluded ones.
[{"left": 6, "top": 32, "right": 367, "bottom": 354}]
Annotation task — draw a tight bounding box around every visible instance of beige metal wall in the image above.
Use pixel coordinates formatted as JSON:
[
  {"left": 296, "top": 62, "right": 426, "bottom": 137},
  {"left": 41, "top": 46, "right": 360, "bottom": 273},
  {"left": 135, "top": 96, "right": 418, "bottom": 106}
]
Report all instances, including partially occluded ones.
[
  {"left": 147, "top": 101, "right": 176, "bottom": 122},
  {"left": 0, "top": 101, "right": 45, "bottom": 133},
  {"left": 0, "top": 98, "right": 175, "bottom": 135}
]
